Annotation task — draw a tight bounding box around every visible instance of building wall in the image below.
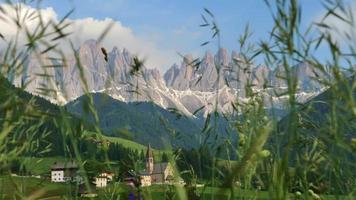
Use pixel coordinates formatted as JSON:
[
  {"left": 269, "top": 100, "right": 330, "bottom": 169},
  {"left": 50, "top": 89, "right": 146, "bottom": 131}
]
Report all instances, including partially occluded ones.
[
  {"left": 164, "top": 165, "right": 174, "bottom": 183},
  {"left": 107, "top": 174, "right": 113, "bottom": 181},
  {"left": 151, "top": 173, "right": 164, "bottom": 183},
  {"left": 51, "top": 170, "right": 64, "bottom": 182},
  {"left": 140, "top": 175, "right": 151, "bottom": 186},
  {"left": 95, "top": 177, "right": 107, "bottom": 188},
  {"left": 150, "top": 163, "right": 174, "bottom": 184},
  {"left": 98, "top": 173, "right": 114, "bottom": 182},
  {"left": 146, "top": 157, "right": 154, "bottom": 174}
]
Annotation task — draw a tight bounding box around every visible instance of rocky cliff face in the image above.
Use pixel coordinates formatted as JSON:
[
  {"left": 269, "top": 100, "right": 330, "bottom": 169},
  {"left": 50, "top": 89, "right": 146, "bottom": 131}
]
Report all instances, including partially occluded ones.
[
  {"left": 3, "top": 40, "right": 328, "bottom": 116},
  {"left": 164, "top": 48, "right": 328, "bottom": 93},
  {"left": 163, "top": 47, "right": 328, "bottom": 113}
]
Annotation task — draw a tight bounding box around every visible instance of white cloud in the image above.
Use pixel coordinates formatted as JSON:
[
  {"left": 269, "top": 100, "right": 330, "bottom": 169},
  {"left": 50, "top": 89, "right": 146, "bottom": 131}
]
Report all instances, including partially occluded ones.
[
  {"left": 66, "top": 17, "right": 177, "bottom": 70},
  {"left": 0, "top": 4, "right": 58, "bottom": 47},
  {"left": 0, "top": 3, "right": 176, "bottom": 71},
  {"left": 314, "top": 1, "right": 356, "bottom": 45}
]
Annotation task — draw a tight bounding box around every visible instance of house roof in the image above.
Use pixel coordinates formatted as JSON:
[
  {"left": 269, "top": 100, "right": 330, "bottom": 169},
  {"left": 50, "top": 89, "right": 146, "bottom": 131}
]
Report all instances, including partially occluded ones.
[
  {"left": 51, "top": 161, "right": 78, "bottom": 170},
  {"left": 139, "top": 171, "right": 151, "bottom": 176},
  {"left": 152, "top": 162, "right": 169, "bottom": 174},
  {"left": 166, "top": 175, "right": 174, "bottom": 180}
]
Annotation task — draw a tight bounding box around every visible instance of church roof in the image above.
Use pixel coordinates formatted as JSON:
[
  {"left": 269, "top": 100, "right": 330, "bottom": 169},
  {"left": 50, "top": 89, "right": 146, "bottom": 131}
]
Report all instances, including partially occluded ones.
[
  {"left": 146, "top": 144, "right": 153, "bottom": 158},
  {"left": 152, "top": 162, "right": 169, "bottom": 174},
  {"left": 166, "top": 175, "right": 174, "bottom": 180},
  {"left": 139, "top": 171, "right": 151, "bottom": 176}
]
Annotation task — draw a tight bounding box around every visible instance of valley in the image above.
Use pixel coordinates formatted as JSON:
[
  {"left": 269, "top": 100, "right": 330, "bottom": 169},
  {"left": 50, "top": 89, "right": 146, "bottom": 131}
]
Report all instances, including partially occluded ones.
[{"left": 0, "top": 0, "right": 355, "bottom": 199}]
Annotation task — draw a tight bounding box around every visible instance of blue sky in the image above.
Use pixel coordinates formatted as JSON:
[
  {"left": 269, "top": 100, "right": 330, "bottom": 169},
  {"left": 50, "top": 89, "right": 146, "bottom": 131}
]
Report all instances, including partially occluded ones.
[{"left": 21, "top": 0, "right": 352, "bottom": 70}]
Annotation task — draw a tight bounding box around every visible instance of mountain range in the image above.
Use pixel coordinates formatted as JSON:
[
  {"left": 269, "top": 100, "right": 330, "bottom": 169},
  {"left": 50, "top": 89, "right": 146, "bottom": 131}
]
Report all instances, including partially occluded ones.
[
  {"left": 4, "top": 39, "right": 329, "bottom": 116},
  {"left": 0, "top": 74, "right": 234, "bottom": 149},
  {"left": 1, "top": 41, "right": 354, "bottom": 149},
  {"left": 66, "top": 93, "right": 202, "bottom": 148}
]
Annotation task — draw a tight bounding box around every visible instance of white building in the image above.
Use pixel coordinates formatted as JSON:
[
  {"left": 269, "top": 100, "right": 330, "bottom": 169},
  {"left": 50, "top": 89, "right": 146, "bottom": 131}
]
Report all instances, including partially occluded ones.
[
  {"left": 140, "top": 172, "right": 151, "bottom": 186},
  {"left": 95, "top": 172, "right": 114, "bottom": 188},
  {"left": 51, "top": 161, "right": 79, "bottom": 183},
  {"left": 95, "top": 175, "right": 107, "bottom": 188}
]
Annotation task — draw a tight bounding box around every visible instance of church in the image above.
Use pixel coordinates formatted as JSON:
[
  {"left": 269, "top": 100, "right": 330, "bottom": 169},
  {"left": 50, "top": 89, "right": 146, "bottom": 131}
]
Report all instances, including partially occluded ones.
[{"left": 139, "top": 144, "right": 175, "bottom": 186}]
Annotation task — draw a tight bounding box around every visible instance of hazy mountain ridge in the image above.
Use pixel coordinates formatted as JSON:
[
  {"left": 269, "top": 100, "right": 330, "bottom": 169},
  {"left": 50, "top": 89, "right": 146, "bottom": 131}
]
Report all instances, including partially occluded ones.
[
  {"left": 4, "top": 39, "right": 329, "bottom": 115},
  {"left": 66, "top": 93, "right": 203, "bottom": 148},
  {"left": 278, "top": 75, "right": 356, "bottom": 135}
]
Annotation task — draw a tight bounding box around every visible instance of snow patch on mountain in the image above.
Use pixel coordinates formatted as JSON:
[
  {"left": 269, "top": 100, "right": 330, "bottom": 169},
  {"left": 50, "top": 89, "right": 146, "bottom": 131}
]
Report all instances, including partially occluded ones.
[{"left": 3, "top": 40, "right": 330, "bottom": 116}]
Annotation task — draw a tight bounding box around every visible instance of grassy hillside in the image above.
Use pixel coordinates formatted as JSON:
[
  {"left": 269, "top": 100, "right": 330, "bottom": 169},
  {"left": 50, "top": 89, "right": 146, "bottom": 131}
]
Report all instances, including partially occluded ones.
[
  {"left": 0, "top": 76, "right": 173, "bottom": 176},
  {"left": 0, "top": 76, "right": 60, "bottom": 113},
  {"left": 272, "top": 76, "right": 356, "bottom": 194},
  {"left": 83, "top": 131, "right": 172, "bottom": 160},
  {"left": 0, "top": 76, "right": 171, "bottom": 154},
  {"left": 66, "top": 93, "right": 203, "bottom": 149},
  {"left": 277, "top": 76, "right": 356, "bottom": 137}
]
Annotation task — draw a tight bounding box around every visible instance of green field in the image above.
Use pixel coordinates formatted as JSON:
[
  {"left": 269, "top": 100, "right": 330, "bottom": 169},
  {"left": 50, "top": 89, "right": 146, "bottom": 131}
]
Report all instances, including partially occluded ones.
[
  {"left": 97, "top": 184, "right": 353, "bottom": 200},
  {"left": 103, "top": 135, "right": 148, "bottom": 151},
  {"left": 103, "top": 135, "right": 172, "bottom": 159},
  {"left": 95, "top": 184, "right": 270, "bottom": 200},
  {"left": 17, "top": 131, "right": 172, "bottom": 176},
  {"left": 0, "top": 176, "right": 353, "bottom": 200},
  {"left": 0, "top": 176, "right": 70, "bottom": 199},
  {"left": 83, "top": 130, "right": 173, "bottom": 160}
]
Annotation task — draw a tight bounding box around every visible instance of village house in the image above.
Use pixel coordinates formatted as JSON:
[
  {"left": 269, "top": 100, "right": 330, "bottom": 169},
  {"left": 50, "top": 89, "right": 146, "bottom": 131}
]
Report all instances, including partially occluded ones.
[
  {"left": 51, "top": 161, "right": 81, "bottom": 183},
  {"left": 139, "top": 144, "right": 178, "bottom": 186},
  {"left": 123, "top": 170, "right": 139, "bottom": 186},
  {"left": 95, "top": 172, "right": 114, "bottom": 188},
  {"left": 95, "top": 174, "right": 107, "bottom": 188}
]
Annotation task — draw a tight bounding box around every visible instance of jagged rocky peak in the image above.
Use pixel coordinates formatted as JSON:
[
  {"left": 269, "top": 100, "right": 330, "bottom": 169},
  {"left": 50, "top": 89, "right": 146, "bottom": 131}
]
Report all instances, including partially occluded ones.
[
  {"left": 164, "top": 63, "right": 179, "bottom": 87},
  {"left": 269, "top": 62, "right": 328, "bottom": 91},
  {"left": 231, "top": 50, "right": 246, "bottom": 64},
  {"left": 164, "top": 49, "right": 246, "bottom": 92},
  {"left": 192, "top": 50, "right": 222, "bottom": 92},
  {"left": 107, "top": 46, "right": 134, "bottom": 84},
  {"left": 109, "top": 46, "right": 121, "bottom": 59},
  {"left": 292, "top": 62, "right": 328, "bottom": 91},
  {"left": 169, "top": 54, "right": 195, "bottom": 90},
  {"left": 4, "top": 39, "right": 328, "bottom": 115},
  {"left": 196, "top": 50, "right": 213, "bottom": 73},
  {"left": 122, "top": 48, "right": 132, "bottom": 63},
  {"left": 163, "top": 48, "right": 329, "bottom": 95},
  {"left": 144, "top": 68, "right": 163, "bottom": 86},
  {"left": 78, "top": 39, "right": 103, "bottom": 58},
  {"left": 81, "top": 39, "right": 99, "bottom": 48},
  {"left": 252, "top": 64, "right": 271, "bottom": 87},
  {"left": 205, "top": 50, "right": 214, "bottom": 60},
  {"left": 294, "top": 62, "right": 324, "bottom": 79},
  {"left": 22, "top": 53, "right": 57, "bottom": 92},
  {"left": 148, "top": 68, "right": 161, "bottom": 79},
  {"left": 74, "top": 40, "right": 108, "bottom": 91},
  {"left": 182, "top": 53, "right": 195, "bottom": 75},
  {"left": 215, "top": 48, "right": 229, "bottom": 66},
  {"left": 202, "top": 51, "right": 214, "bottom": 66}
]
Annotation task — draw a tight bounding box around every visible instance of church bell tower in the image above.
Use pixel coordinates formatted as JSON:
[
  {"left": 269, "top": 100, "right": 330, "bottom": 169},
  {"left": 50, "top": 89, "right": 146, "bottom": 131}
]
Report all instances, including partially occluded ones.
[{"left": 146, "top": 144, "right": 154, "bottom": 174}]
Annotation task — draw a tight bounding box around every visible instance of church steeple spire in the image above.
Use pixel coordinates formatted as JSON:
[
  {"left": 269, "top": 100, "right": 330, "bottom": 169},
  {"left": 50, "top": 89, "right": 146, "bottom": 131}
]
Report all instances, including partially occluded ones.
[{"left": 146, "top": 144, "right": 154, "bottom": 174}]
